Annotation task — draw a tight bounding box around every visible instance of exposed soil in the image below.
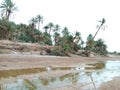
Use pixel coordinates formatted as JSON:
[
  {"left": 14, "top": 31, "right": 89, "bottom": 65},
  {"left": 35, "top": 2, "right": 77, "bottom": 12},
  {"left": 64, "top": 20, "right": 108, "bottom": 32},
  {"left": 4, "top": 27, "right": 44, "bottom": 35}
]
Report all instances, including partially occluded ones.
[{"left": 0, "top": 54, "right": 111, "bottom": 70}]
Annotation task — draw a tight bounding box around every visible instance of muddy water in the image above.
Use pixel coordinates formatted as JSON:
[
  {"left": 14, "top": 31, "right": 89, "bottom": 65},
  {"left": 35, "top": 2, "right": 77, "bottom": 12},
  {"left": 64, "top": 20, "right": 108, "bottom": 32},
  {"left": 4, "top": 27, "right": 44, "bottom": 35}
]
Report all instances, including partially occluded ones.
[{"left": 1, "top": 60, "right": 120, "bottom": 90}]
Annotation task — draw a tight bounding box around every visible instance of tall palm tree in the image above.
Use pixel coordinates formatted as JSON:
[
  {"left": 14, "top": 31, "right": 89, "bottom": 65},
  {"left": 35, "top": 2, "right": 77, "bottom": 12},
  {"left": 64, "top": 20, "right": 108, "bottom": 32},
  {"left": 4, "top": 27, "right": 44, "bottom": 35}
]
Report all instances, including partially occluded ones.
[
  {"left": 53, "top": 24, "right": 60, "bottom": 32},
  {"left": 92, "top": 18, "right": 105, "bottom": 40},
  {"left": 73, "top": 31, "right": 81, "bottom": 44},
  {"left": 53, "top": 24, "right": 61, "bottom": 45},
  {"left": 62, "top": 27, "right": 69, "bottom": 37},
  {"left": 0, "top": 0, "right": 17, "bottom": 21},
  {"left": 30, "top": 17, "right": 37, "bottom": 29},
  {"left": 48, "top": 22, "right": 54, "bottom": 35},
  {"left": 54, "top": 32, "right": 60, "bottom": 45},
  {"left": 85, "top": 34, "right": 94, "bottom": 56},
  {"left": 36, "top": 14, "right": 43, "bottom": 30},
  {"left": 43, "top": 25, "right": 49, "bottom": 33}
]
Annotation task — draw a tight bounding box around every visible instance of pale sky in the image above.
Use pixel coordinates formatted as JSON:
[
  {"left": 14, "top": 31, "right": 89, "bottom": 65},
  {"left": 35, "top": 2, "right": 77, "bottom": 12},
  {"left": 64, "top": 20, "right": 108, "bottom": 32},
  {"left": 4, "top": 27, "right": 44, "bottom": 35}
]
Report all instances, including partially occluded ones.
[{"left": 1, "top": 0, "right": 120, "bottom": 52}]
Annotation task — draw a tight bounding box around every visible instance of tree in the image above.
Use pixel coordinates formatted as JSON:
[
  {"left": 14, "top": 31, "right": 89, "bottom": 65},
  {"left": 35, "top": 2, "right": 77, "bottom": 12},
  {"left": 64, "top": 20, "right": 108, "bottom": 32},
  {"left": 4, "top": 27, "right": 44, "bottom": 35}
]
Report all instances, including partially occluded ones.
[
  {"left": 93, "top": 18, "right": 105, "bottom": 40},
  {"left": 43, "top": 25, "right": 49, "bottom": 33},
  {"left": 80, "top": 40, "right": 84, "bottom": 49},
  {"left": 86, "top": 34, "right": 94, "bottom": 48},
  {"left": 93, "top": 39, "right": 107, "bottom": 55},
  {"left": 48, "top": 22, "right": 54, "bottom": 35},
  {"left": 53, "top": 24, "right": 61, "bottom": 45},
  {"left": 53, "top": 32, "right": 60, "bottom": 45},
  {"left": 73, "top": 31, "right": 81, "bottom": 44},
  {"left": 62, "top": 27, "right": 69, "bottom": 37},
  {"left": 85, "top": 18, "right": 106, "bottom": 57},
  {"left": 36, "top": 14, "right": 43, "bottom": 30},
  {"left": 85, "top": 34, "right": 94, "bottom": 56},
  {"left": 73, "top": 31, "right": 81, "bottom": 51},
  {"left": 0, "top": 0, "right": 17, "bottom": 21},
  {"left": 29, "top": 17, "right": 37, "bottom": 35},
  {"left": 53, "top": 24, "right": 60, "bottom": 32}
]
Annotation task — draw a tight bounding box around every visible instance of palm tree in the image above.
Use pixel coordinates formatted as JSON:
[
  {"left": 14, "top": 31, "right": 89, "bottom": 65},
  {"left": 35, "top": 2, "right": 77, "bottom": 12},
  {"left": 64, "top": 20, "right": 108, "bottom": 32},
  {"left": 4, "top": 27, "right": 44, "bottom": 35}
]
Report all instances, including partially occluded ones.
[
  {"left": 36, "top": 14, "right": 43, "bottom": 30},
  {"left": 43, "top": 25, "right": 49, "bottom": 33},
  {"left": 85, "top": 18, "right": 106, "bottom": 57},
  {"left": 85, "top": 34, "right": 94, "bottom": 56},
  {"left": 94, "top": 39, "right": 107, "bottom": 55},
  {"left": 53, "top": 24, "right": 61, "bottom": 45},
  {"left": 0, "top": 0, "right": 18, "bottom": 21},
  {"left": 73, "top": 31, "right": 81, "bottom": 44},
  {"left": 92, "top": 18, "right": 105, "bottom": 40},
  {"left": 62, "top": 27, "right": 69, "bottom": 37},
  {"left": 53, "top": 24, "right": 60, "bottom": 33},
  {"left": 54, "top": 32, "right": 60, "bottom": 45},
  {"left": 29, "top": 17, "right": 37, "bottom": 29},
  {"left": 48, "top": 22, "right": 54, "bottom": 35}
]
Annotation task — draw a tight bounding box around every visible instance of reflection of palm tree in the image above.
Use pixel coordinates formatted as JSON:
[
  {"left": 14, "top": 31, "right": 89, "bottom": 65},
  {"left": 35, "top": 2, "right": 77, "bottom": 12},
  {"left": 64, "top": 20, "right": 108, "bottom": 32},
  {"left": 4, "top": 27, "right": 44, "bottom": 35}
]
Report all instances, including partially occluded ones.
[
  {"left": 0, "top": 0, "right": 18, "bottom": 21},
  {"left": 93, "top": 18, "right": 105, "bottom": 40}
]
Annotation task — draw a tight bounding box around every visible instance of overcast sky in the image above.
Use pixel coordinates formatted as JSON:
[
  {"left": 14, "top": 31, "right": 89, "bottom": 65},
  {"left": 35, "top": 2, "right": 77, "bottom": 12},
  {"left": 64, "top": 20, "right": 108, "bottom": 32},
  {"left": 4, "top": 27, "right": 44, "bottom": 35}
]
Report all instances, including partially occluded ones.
[{"left": 1, "top": 0, "right": 120, "bottom": 52}]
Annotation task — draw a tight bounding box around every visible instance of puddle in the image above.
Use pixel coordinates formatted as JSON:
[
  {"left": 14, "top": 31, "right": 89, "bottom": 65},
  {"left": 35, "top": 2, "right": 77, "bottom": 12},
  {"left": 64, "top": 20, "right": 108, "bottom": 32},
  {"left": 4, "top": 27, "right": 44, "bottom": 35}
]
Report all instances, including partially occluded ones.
[{"left": 1, "top": 60, "right": 120, "bottom": 90}]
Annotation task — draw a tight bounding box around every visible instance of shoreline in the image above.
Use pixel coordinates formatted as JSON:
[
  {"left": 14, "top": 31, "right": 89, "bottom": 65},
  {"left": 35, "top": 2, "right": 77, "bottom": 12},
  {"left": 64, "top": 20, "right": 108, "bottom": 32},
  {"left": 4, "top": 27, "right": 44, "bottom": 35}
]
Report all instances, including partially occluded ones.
[{"left": 0, "top": 54, "right": 117, "bottom": 70}]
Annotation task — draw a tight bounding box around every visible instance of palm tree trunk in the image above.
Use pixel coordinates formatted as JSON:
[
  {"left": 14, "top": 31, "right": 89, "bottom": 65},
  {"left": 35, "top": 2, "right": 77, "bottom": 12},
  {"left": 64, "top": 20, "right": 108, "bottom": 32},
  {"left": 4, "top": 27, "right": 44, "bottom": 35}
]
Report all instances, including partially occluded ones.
[
  {"left": 38, "top": 21, "right": 40, "bottom": 30},
  {"left": 92, "top": 24, "right": 102, "bottom": 40},
  {"left": 49, "top": 28, "right": 51, "bottom": 35},
  {"left": 6, "top": 12, "right": 10, "bottom": 21}
]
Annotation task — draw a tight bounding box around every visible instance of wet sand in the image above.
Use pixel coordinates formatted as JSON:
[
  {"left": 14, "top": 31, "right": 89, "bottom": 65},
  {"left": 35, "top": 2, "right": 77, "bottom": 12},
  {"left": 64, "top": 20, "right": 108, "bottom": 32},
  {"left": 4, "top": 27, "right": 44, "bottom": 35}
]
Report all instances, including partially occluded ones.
[{"left": 0, "top": 54, "right": 113, "bottom": 70}]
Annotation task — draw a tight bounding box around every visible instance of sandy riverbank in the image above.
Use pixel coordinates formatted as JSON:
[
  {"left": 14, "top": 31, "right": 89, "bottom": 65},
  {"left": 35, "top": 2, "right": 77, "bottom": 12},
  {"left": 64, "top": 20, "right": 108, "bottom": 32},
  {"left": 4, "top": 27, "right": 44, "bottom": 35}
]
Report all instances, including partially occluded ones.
[{"left": 0, "top": 54, "right": 115, "bottom": 70}]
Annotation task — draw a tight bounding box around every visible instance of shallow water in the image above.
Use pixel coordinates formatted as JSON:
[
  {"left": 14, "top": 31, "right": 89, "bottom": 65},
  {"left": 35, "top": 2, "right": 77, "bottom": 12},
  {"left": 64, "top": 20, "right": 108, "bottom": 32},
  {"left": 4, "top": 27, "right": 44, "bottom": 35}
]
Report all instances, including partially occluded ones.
[{"left": 1, "top": 60, "right": 120, "bottom": 90}]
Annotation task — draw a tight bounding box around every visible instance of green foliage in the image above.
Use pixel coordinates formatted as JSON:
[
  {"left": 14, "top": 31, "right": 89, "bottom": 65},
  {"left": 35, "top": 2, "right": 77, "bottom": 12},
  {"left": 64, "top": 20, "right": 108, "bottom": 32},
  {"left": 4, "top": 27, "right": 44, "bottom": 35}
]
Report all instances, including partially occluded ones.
[
  {"left": 51, "top": 44, "right": 71, "bottom": 56},
  {"left": 93, "top": 39, "right": 107, "bottom": 55},
  {"left": 0, "top": 0, "right": 18, "bottom": 21},
  {"left": 85, "top": 35, "right": 108, "bottom": 56},
  {"left": 51, "top": 48, "right": 63, "bottom": 56},
  {"left": 0, "top": 19, "right": 17, "bottom": 40}
]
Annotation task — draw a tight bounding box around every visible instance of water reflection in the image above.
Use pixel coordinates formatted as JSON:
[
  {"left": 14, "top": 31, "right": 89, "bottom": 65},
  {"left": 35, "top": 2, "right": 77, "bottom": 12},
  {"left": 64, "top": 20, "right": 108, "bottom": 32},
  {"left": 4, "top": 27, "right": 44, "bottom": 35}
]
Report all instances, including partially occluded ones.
[
  {"left": 85, "top": 61, "right": 106, "bottom": 70},
  {"left": 0, "top": 68, "right": 46, "bottom": 79},
  {"left": 1, "top": 60, "right": 120, "bottom": 90},
  {"left": 0, "top": 67, "right": 74, "bottom": 79}
]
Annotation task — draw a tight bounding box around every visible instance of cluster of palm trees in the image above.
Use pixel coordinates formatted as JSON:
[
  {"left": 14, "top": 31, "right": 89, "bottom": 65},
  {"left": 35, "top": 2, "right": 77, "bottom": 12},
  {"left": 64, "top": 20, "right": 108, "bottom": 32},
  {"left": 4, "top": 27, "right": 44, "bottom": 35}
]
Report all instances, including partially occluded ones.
[
  {"left": 30, "top": 15, "right": 43, "bottom": 30},
  {"left": 86, "top": 34, "right": 107, "bottom": 56},
  {"left": 0, "top": 0, "right": 108, "bottom": 56}
]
